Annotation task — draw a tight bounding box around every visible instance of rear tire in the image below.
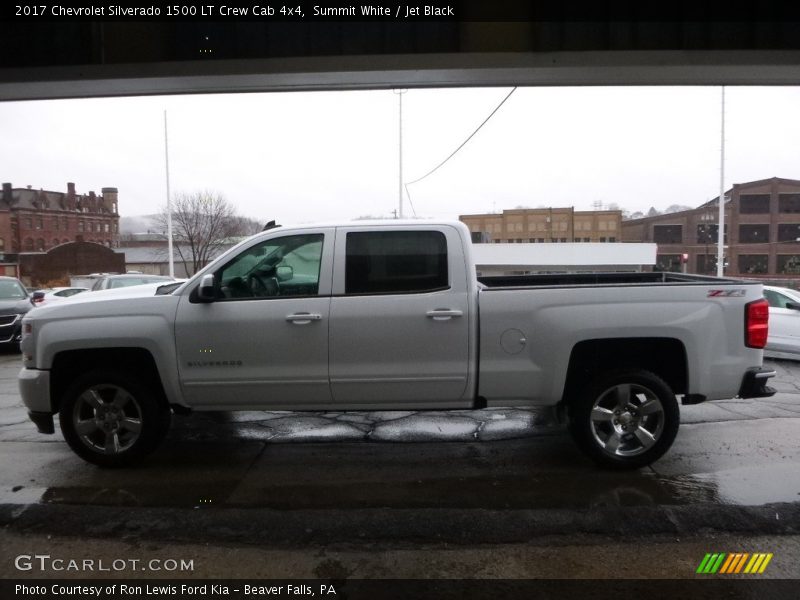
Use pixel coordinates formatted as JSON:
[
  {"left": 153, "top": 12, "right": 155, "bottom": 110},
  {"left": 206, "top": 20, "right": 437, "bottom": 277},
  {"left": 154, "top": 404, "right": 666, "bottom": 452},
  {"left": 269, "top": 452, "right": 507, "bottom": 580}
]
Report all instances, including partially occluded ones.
[
  {"left": 568, "top": 369, "right": 679, "bottom": 469},
  {"left": 59, "top": 369, "right": 171, "bottom": 467}
]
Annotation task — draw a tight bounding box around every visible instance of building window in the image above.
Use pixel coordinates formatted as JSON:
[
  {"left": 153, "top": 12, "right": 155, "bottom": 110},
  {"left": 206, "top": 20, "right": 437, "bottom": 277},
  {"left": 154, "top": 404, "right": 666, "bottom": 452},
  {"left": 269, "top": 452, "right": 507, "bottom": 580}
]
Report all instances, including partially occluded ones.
[
  {"left": 53, "top": 217, "right": 60, "bottom": 231},
  {"left": 583, "top": 237, "right": 591, "bottom": 242},
  {"left": 653, "top": 225, "right": 683, "bottom": 244},
  {"left": 62, "top": 217, "right": 68, "bottom": 230},
  {"left": 739, "top": 194, "right": 770, "bottom": 214},
  {"left": 739, "top": 224, "right": 769, "bottom": 244},
  {"left": 777, "top": 224, "right": 800, "bottom": 243},
  {"left": 696, "top": 254, "right": 718, "bottom": 275},
  {"left": 78, "top": 221, "right": 84, "bottom": 232},
  {"left": 599, "top": 237, "right": 607, "bottom": 242},
  {"left": 0, "top": 238, "right": 4, "bottom": 252},
  {"left": 538, "top": 238, "right": 545, "bottom": 243},
  {"left": 36, "top": 238, "right": 45, "bottom": 251},
  {"left": 656, "top": 254, "right": 682, "bottom": 272},
  {"left": 779, "top": 194, "right": 800, "bottom": 213},
  {"left": 697, "top": 224, "right": 728, "bottom": 244},
  {"left": 609, "top": 237, "right": 616, "bottom": 242},
  {"left": 36, "top": 218, "right": 43, "bottom": 230},
  {"left": 52, "top": 238, "right": 59, "bottom": 246},
  {"left": 738, "top": 255, "right": 768, "bottom": 274},
  {"left": 113, "top": 222, "right": 118, "bottom": 233},
  {"left": 24, "top": 238, "right": 33, "bottom": 251},
  {"left": 777, "top": 255, "right": 800, "bottom": 274},
  {"left": 25, "top": 217, "right": 32, "bottom": 229}
]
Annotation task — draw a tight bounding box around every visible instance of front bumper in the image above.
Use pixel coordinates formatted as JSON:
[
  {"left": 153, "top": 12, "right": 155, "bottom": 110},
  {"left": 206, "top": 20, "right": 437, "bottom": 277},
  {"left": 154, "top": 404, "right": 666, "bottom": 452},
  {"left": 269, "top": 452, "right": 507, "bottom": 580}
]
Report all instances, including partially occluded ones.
[
  {"left": 738, "top": 367, "right": 777, "bottom": 399},
  {"left": 18, "top": 367, "right": 52, "bottom": 412},
  {"left": 19, "top": 368, "right": 55, "bottom": 434}
]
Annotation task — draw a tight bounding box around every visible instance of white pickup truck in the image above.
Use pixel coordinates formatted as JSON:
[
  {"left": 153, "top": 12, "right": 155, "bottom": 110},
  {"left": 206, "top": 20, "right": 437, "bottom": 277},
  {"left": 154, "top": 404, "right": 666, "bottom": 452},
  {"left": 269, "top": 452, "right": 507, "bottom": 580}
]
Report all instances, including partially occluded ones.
[{"left": 19, "top": 221, "right": 775, "bottom": 468}]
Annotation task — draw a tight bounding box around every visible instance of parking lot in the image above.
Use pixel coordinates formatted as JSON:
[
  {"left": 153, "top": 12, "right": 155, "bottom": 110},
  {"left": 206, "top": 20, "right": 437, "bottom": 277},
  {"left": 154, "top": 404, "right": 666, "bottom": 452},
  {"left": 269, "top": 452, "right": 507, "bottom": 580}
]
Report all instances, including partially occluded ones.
[{"left": 1, "top": 350, "right": 799, "bottom": 579}]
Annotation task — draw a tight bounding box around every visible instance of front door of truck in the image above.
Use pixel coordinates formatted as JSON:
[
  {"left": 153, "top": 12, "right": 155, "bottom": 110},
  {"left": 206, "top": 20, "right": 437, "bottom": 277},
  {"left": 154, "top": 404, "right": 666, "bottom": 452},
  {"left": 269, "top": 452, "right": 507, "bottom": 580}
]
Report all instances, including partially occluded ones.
[{"left": 175, "top": 228, "right": 334, "bottom": 408}]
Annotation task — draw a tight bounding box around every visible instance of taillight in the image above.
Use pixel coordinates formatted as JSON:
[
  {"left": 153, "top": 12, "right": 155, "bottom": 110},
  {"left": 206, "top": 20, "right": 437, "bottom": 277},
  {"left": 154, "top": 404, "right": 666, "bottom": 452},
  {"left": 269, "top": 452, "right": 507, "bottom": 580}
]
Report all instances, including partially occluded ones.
[{"left": 745, "top": 298, "right": 769, "bottom": 349}]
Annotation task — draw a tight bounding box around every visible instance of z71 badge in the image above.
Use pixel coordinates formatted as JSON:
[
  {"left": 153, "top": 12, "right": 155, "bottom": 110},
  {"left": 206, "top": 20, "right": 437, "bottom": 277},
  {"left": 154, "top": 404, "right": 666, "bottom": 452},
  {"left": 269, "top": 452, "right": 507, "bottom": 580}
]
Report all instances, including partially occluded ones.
[{"left": 707, "top": 289, "right": 747, "bottom": 297}]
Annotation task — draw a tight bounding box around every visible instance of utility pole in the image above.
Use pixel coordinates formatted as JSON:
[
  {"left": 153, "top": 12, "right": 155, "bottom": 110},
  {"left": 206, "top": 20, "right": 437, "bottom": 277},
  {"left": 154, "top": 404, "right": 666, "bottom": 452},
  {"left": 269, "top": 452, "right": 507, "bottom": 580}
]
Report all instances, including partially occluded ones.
[
  {"left": 717, "top": 87, "right": 726, "bottom": 277},
  {"left": 164, "top": 110, "right": 174, "bottom": 279},
  {"left": 393, "top": 89, "right": 407, "bottom": 219}
]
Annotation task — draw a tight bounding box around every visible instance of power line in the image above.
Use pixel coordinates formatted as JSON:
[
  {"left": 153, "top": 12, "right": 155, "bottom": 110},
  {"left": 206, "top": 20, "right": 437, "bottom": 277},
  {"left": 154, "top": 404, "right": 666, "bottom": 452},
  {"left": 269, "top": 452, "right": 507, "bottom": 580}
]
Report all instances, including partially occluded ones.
[{"left": 405, "top": 87, "right": 518, "bottom": 187}]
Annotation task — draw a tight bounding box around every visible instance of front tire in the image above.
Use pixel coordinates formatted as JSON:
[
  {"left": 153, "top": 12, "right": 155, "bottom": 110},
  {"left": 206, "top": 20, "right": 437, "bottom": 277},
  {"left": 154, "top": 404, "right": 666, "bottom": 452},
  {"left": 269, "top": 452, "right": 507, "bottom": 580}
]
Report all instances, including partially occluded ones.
[
  {"left": 59, "top": 369, "right": 171, "bottom": 467},
  {"left": 568, "top": 369, "right": 679, "bottom": 469}
]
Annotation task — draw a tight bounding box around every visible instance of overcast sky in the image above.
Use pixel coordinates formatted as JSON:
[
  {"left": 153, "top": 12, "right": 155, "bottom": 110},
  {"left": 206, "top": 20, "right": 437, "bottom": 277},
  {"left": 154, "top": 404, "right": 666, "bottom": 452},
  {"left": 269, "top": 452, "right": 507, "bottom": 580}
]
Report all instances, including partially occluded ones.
[{"left": 2, "top": 85, "right": 799, "bottom": 226}]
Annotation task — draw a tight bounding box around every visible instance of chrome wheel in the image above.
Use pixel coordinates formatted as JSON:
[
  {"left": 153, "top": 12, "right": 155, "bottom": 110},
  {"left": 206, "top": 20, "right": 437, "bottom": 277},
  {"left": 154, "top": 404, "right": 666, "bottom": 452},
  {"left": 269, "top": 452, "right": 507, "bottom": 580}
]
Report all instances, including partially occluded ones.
[
  {"left": 589, "top": 383, "right": 665, "bottom": 458},
  {"left": 72, "top": 384, "right": 143, "bottom": 455}
]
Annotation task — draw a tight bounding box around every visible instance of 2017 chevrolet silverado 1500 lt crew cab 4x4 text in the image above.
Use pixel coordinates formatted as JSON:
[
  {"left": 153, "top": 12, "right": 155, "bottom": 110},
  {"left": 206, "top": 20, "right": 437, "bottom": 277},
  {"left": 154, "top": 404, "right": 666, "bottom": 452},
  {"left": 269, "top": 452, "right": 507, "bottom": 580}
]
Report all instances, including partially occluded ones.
[{"left": 18, "top": 221, "right": 776, "bottom": 468}]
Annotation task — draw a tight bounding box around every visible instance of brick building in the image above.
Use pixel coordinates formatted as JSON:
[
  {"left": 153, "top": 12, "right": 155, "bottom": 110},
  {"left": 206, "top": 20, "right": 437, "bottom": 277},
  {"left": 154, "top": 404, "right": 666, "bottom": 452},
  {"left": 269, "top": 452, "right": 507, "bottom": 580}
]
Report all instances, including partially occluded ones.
[
  {"left": 0, "top": 182, "right": 120, "bottom": 260},
  {"left": 459, "top": 208, "right": 623, "bottom": 244},
  {"left": 621, "top": 177, "right": 800, "bottom": 278}
]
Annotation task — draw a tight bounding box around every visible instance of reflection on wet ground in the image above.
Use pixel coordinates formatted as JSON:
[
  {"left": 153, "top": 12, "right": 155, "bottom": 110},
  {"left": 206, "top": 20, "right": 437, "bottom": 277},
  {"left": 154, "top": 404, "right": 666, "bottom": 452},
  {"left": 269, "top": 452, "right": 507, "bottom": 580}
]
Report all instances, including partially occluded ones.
[
  {"left": 1, "top": 354, "right": 799, "bottom": 518},
  {"left": 5, "top": 429, "right": 796, "bottom": 512}
]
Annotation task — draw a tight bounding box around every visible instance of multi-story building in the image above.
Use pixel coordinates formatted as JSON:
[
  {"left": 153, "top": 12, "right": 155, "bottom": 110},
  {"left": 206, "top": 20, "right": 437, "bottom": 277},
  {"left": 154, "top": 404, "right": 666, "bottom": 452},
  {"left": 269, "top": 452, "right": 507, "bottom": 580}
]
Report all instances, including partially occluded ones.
[
  {"left": 621, "top": 177, "right": 800, "bottom": 279},
  {"left": 460, "top": 207, "right": 623, "bottom": 244},
  {"left": 0, "top": 182, "right": 120, "bottom": 259}
]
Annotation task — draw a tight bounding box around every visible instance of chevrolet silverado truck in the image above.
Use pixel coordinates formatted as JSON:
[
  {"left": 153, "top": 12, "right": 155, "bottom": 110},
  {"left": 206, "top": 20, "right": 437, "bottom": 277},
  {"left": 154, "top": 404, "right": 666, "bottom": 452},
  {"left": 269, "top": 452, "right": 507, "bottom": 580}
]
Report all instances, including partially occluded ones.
[{"left": 18, "top": 221, "right": 775, "bottom": 468}]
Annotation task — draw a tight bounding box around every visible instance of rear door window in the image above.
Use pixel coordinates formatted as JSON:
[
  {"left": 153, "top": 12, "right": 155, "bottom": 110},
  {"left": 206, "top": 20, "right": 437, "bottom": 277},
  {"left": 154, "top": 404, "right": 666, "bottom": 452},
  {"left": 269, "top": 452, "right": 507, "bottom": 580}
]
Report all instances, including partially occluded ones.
[{"left": 345, "top": 231, "right": 448, "bottom": 295}]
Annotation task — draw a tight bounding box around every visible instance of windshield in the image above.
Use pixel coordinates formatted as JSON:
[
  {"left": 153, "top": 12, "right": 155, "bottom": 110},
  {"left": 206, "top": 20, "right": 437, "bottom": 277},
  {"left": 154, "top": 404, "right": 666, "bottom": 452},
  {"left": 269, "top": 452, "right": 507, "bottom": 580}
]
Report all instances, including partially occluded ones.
[{"left": 0, "top": 280, "right": 27, "bottom": 300}]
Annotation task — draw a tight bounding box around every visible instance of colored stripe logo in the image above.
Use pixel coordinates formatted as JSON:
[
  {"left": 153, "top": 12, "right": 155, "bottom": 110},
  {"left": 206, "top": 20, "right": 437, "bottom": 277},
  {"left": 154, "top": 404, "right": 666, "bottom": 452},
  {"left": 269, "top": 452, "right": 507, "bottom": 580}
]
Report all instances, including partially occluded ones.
[{"left": 696, "top": 553, "right": 773, "bottom": 574}]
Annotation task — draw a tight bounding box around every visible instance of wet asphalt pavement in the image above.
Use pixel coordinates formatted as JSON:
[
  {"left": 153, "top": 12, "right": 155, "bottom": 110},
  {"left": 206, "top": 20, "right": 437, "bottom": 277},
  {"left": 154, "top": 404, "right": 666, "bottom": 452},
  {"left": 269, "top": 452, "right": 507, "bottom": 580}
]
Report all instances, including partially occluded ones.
[{"left": 1, "top": 350, "right": 799, "bottom": 579}]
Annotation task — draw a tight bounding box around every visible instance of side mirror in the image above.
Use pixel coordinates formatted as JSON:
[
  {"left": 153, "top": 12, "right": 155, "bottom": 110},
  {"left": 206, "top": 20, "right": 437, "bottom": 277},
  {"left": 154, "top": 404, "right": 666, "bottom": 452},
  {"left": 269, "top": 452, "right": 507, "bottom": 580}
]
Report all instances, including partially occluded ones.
[
  {"left": 31, "top": 291, "right": 45, "bottom": 305},
  {"left": 786, "top": 302, "right": 800, "bottom": 311},
  {"left": 276, "top": 265, "right": 293, "bottom": 282},
  {"left": 196, "top": 274, "right": 216, "bottom": 302}
]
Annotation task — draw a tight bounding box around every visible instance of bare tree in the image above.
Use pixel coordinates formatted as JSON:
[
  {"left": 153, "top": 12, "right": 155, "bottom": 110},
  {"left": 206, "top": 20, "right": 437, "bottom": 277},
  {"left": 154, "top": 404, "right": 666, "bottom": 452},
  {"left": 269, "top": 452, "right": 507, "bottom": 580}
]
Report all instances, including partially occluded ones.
[{"left": 155, "top": 191, "right": 251, "bottom": 276}]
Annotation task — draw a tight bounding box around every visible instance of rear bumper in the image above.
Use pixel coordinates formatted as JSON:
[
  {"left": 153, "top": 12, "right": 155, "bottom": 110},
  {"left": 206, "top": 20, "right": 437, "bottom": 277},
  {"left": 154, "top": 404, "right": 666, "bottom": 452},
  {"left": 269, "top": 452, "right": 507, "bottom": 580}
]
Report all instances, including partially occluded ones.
[{"left": 738, "top": 367, "right": 777, "bottom": 399}]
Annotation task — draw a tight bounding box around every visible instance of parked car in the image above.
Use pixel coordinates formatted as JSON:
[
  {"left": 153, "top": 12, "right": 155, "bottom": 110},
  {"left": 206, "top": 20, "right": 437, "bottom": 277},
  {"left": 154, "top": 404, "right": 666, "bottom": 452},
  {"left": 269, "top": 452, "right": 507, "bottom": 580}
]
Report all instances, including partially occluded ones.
[
  {"left": 19, "top": 221, "right": 774, "bottom": 468},
  {"left": 31, "top": 287, "right": 89, "bottom": 307},
  {"left": 763, "top": 285, "right": 800, "bottom": 360},
  {"left": 89, "top": 274, "right": 175, "bottom": 291},
  {"left": 0, "top": 276, "right": 33, "bottom": 347}
]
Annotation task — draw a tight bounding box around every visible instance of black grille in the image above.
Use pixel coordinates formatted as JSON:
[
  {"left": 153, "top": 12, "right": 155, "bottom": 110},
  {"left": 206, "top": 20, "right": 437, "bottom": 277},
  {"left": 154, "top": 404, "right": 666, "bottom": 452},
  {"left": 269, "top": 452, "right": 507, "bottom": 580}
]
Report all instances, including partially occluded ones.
[{"left": 0, "top": 315, "right": 19, "bottom": 327}]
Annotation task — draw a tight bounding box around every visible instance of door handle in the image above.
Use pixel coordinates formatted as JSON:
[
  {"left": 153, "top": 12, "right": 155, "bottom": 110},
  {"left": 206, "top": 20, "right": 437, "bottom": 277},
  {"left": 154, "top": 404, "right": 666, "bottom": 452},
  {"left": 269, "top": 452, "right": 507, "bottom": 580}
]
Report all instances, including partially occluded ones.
[
  {"left": 286, "top": 312, "right": 322, "bottom": 325},
  {"left": 426, "top": 309, "right": 464, "bottom": 321}
]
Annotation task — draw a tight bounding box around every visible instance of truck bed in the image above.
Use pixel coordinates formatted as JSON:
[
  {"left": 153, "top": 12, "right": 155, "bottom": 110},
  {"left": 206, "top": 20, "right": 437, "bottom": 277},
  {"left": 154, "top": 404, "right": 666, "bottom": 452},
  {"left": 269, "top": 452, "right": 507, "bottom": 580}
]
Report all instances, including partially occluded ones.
[{"left": 478, "top": 271, "right": 756, "bottom": 289}]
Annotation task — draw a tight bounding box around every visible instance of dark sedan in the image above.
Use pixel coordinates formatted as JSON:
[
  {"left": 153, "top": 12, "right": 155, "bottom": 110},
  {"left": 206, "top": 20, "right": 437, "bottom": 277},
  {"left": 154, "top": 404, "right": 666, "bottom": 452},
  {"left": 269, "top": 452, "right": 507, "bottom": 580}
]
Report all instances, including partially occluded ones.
[{"left": 0, "top": 276, "right": 33, "bottom": 347}]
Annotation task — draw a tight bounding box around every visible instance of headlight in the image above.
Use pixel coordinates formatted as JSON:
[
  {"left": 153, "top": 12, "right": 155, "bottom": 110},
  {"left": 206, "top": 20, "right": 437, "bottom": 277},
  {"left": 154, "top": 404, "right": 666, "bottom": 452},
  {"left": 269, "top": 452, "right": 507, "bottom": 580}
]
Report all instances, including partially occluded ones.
[{"left": 20, "top": 318, "right": 34, "bottom": 365}]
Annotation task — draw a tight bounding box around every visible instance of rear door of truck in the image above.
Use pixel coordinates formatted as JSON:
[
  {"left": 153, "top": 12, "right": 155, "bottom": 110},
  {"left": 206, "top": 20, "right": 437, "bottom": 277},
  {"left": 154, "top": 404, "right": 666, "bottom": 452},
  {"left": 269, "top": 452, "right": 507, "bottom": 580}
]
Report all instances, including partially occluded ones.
[{"left": 328, "top": 225, "right": 472, "bottom": 407}]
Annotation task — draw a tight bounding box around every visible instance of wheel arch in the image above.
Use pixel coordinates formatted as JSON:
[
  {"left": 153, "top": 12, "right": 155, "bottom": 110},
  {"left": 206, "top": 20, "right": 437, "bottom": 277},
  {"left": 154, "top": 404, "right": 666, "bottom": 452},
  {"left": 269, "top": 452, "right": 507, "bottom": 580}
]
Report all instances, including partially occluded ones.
[
  {"left": 50, "top": 347, "right": 169, "bottom": 412},
  {"left": 561, "top": 337, "right": 688, "bottom": 407}
]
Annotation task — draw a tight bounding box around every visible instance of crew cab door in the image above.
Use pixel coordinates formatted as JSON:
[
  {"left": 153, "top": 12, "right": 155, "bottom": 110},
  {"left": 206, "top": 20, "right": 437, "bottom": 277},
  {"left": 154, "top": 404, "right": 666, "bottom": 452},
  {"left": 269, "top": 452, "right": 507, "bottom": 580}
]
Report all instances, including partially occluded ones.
[
  {"left": 329, "top": 225, "right": 472, "bottom": 407},
  {"left": 175, "top": 228, "right": 334, "bottom": 408}
]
